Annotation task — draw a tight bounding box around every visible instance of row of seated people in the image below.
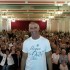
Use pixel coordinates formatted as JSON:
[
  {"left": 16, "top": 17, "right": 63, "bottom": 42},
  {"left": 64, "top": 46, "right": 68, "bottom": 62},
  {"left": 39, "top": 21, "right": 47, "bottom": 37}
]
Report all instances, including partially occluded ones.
[
  {"left": 0, "top": 46, "right": 21, "bottom": 70},
  {"left": 0, "top": 47, "right": 70, "bottom": 70},
  {"left": 52, "top": 48, "right": 70, "bottom": 70},
  {"left": 0, "top": 30, "right": 27, "bottom": 70}
]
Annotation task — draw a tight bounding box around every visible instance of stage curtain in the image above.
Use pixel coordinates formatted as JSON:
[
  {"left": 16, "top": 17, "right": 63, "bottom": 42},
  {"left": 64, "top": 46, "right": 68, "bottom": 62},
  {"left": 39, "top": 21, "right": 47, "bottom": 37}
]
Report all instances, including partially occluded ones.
[{"left": 11, "top": 20, "right": 47, "bottom": 30}]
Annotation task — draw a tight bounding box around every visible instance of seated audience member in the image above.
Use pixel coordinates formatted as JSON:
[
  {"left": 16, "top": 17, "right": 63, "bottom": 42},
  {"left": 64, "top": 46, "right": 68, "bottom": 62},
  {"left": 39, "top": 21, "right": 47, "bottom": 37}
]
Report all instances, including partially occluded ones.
[
  {"left": 52, "top": 49, "right": 60, "bottom": 70},
  {"left": 59, "top": 60, "right": 68, "bottom": 70},
  {"left": 0, "top": 48, "right": 15, "bottom": 70},
  {"left": 59, "top": 49, "right": 68, "bottom": 64},
  {"left": 12, "top": 50, "right": 21, "bottom": 70},
  {"left": 68, "top": 50, "right": 70, "bottom": 70}
]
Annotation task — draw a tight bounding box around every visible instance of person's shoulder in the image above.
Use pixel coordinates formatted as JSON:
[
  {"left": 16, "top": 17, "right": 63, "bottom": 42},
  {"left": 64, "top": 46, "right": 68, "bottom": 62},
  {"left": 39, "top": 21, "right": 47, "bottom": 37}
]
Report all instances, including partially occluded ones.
[
  {"left": 23, "top": 37, "right": 31, "bottom": 43},
  {"left": 52, "top": 53, "right": 56, "bottom": 55},
  {"left": 41, "top": 36, "right": 49, "bottom": 41}
]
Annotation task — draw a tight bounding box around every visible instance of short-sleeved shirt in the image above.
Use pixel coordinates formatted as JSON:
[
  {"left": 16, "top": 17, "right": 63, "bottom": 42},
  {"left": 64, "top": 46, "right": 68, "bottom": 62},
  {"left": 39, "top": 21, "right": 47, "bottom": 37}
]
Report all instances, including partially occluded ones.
[
  {"left": 52, "top": 53, "right": 59, "bottom": 63},
  {"left": 22, "top": 36, "right": 51, "bottom": 70}
]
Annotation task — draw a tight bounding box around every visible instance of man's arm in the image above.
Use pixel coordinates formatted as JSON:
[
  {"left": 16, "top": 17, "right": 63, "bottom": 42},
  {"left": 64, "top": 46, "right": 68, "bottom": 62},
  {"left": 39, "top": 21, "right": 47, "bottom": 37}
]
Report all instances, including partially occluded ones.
[
  {"left": 46, "top": 51, "right": 52, "bottom": 70},
  {"left": 21, "top": 52, "right": 28, "bottom": 70}
]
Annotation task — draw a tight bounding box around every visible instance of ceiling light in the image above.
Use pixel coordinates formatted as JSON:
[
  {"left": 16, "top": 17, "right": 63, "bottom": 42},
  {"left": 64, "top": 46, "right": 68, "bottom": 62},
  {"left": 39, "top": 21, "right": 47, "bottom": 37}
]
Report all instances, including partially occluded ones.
[
  {"left": 1, "top": 16, "right": 7, "bottom": 18},
  {"left": 48, "top": 16, "right": 54, "bottom": 19},
  {"left": 11, "top": 18, "right": 16, "bottom": 22},
  {"left": 42, "top": 19, "right": 47, "bottom": 22},
  {"left": 48, "top": 13, "right": 54, "bottom": 19},
  {"left": 67, "top": 2, "right": 70, "bottom": 6},
  {"left": 55, "top": 3, "right": 63, "bottom": 6},
  {"left": 55, "top": 11, "right": 63, "bottom": 14}
]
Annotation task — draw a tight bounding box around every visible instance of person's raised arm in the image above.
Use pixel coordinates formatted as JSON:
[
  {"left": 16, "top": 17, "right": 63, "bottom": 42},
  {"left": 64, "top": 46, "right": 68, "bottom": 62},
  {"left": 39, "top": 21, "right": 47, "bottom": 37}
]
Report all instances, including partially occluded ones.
[
  {"left": 46, "top": 51, "right": 52, "bottom": 70},
  {"left": 0, "top": 47, "right": 1, "bottom": 52},
  {"left": 0, "top": 47, "right": 4, "bottom": 56},
  {"left": 21, "top": 52, "right": 28, "bottom": 70}
]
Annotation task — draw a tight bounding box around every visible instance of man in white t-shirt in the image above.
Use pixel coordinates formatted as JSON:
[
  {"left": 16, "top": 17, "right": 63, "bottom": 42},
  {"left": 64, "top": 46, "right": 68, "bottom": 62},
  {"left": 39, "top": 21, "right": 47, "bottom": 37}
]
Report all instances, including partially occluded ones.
[{"left": 21, "top": 22, "right": 52, "bottom": 70}]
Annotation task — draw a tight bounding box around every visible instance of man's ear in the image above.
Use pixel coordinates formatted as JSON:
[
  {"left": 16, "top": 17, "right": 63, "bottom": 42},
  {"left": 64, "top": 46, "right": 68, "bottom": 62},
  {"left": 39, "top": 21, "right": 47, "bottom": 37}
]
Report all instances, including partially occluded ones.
[
  {"left": 29, "top": 27, "right": 30, "bottom": 32},
  {"left": 29, "top": 28, "right": 31, "bottom": 32}
]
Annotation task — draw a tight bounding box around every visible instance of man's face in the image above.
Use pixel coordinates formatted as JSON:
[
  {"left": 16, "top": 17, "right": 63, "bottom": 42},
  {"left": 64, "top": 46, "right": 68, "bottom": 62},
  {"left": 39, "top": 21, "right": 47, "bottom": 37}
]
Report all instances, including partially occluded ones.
[
  {"left": 29, "top": 23, "right": 39, "bottom": 36},
  {"left": 6, "top": 50, "right": 9, "bottom": 55}
]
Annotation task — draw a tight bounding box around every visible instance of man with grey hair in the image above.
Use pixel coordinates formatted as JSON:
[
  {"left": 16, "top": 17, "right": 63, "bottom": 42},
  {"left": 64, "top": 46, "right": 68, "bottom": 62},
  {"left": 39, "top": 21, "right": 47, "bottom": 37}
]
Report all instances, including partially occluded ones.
[
  {"left": 21, "top": 22, "right": 52, "bottom": 70},
  {"left": 59, "top": 49, "right": 68, "bottom": 64}
]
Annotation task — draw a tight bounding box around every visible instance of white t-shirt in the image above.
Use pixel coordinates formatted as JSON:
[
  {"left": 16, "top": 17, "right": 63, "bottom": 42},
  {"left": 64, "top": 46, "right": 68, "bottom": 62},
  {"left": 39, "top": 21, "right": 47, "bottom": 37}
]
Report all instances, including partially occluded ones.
[
  {"left": 52, "top": 53, "right": 59, "bottom": 64},
  {"left": 22, "top": 36, "right": 51, "bottom": 70},
  {"left": 60, "top": 64, "right": 68, "bottom": 70}
]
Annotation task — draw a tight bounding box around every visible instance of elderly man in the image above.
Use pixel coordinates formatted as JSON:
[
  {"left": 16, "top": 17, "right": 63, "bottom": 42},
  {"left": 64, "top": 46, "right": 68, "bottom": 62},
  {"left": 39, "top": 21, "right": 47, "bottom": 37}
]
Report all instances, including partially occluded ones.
[{"left": 21, "top": 22, "right": 52, "bottom": 70}]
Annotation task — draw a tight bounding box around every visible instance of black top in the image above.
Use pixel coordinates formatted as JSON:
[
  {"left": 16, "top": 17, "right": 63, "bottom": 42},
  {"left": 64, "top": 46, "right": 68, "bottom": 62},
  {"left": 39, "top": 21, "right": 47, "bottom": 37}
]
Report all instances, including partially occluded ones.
[{"left": 4, "top": 58, "right": 7, "bottom": 65}]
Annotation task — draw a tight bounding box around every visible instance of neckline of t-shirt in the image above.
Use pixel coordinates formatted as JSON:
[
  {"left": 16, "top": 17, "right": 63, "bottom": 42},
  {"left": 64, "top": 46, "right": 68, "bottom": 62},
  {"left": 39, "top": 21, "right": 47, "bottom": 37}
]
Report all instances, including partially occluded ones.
[{"left": 31, "top": 35, "right": 42, "bottom": 41}]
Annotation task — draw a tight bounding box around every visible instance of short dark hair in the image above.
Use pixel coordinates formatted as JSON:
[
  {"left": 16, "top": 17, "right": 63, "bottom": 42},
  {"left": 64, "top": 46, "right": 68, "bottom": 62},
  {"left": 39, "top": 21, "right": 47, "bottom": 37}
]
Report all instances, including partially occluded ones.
[{"left": 6, "top": 49, "right": 9, "bottom": 51}]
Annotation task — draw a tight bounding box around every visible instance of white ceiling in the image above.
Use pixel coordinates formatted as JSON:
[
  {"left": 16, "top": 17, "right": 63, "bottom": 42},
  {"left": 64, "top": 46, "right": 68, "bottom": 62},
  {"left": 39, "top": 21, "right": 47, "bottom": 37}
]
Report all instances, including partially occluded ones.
[{"left": 0, "top": 0, "right": 69, "bottom": 20}]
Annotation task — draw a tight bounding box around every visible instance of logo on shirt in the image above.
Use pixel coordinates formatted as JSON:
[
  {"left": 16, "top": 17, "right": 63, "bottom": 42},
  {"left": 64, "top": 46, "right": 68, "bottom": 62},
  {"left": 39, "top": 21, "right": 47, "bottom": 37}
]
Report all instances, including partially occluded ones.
[{"left": 29, "top": 45, "right": 44, "bottom": 60}]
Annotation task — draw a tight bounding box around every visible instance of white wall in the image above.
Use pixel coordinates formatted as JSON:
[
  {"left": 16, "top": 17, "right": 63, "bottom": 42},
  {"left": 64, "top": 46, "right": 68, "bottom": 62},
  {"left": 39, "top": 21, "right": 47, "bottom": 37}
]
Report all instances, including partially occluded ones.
[
  {"left": 0, "top": 18, "right": 2, "bottom": 32},
  {"left": 47, "top": 17, "right": 70, "bottom": 33},
  {"left": 0, "top": 18, "right": 11, "bottom": 32},
  {"left": 0, "top": 17, "right": 70, "bottom": 33}
]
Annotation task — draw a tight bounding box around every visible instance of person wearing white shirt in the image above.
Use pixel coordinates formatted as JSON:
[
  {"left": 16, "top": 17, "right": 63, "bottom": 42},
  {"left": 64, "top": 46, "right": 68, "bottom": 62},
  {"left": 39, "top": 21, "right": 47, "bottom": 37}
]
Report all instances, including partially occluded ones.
[
  {"left": 21, "top": 22, "right": 52, "bottom": 70},
  {"left": 52, "top": 49, "right": 60, "bottom": 70},
  {"left": 59, "top": 60, "right": 68, "bottom": 70},
  {"left": 0, "top": 48, "right": 14, "bottom": 70},
  {"left": 68, "top": 50, "right": 70, "bottom": 70}
]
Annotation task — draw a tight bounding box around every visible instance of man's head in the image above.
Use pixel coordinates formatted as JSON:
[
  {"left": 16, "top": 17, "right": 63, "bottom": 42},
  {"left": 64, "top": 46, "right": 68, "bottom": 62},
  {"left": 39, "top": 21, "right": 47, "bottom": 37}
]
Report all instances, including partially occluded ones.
[
  {"left": 61, "top": 49, "right": 66, "bottom": 55},
  {"left": 29, "top": 22, "right": 40, "bottom": 39},
  {"left": 29, "top": 22, "right": 39, "bottom": 31},
  {"left": 6, "top": 49, "right": 10, "bottom": 55}
]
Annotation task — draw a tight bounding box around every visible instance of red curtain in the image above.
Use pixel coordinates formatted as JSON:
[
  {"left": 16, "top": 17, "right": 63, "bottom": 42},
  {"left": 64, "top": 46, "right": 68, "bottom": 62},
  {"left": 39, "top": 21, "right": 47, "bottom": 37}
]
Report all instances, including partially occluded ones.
[{"left": 11, "top": 20, "right": 47, "bottom": 30}]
